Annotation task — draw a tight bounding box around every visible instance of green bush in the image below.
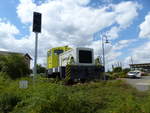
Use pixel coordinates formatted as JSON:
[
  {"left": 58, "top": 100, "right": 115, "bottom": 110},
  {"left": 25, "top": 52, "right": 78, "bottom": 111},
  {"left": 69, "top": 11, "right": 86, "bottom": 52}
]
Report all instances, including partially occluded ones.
[
  {"left": 112, "top": 67, "right": 122, "bottom": 73},
  {"left": 142, "top": 72, "right": 150, "bottom": 76},
  {"left": 109, "top": 72, "right": 126, "bottom": 79},
  {"left": 109, "top": 67, "right": 129, "bottom": 79},
  {"left": 122, "top": 68, "right": 130, "bottom": 73},
  {"left": 1, "top": 76, "right": 150, "bottom": 113},
  {"left": 36, "top": 64, "right": 46, "bottom": 74},
  {"left": 0, "top": 54, "right": 30, "bottom": 79},
  {"left": 0, "top": 93, "right": 21, "bottom": 113},
  {"left": 0, "top": 72, "right": 11, "bottom": 90}
]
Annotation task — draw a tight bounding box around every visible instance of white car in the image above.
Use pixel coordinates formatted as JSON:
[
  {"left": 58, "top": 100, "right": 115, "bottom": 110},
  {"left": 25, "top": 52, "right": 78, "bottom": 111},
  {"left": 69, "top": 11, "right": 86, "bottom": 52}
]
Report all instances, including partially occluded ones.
[{"left": 127, "top": 70, "right": 142, "bottom": 78}]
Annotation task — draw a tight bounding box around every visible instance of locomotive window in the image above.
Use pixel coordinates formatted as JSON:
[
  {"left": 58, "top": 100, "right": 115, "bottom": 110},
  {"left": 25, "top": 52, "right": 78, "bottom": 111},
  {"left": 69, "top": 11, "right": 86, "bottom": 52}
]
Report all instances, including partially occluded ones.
[
  {"left": 54, "top": 50, "right": 64, "bottom": 55},
  {"left": 79, "top": 50, "right": 92, "bottom": 63}
]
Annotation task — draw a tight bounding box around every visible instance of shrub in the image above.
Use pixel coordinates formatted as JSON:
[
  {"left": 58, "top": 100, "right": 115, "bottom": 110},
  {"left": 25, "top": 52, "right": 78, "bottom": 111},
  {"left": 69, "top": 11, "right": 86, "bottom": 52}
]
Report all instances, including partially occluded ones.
[
  {"left": 123, "top": 68, "right": 130, "bottom": 74},
  {"left": 113, "top": 67, "right": 122, "bottom": 73},
  {"left": 0, "top": 72, "right": 11, "bottom": 90},
  {"left": 36, "top": 64, "right": 46, "bottom": 74},
  {"left": 142, "top": 72, "right": 150, "bottom": 76},
  {"left": 0, "top": 54, "right": 30, "bottom": 79},
  {"left": 109, "top": 67, "right": 129, "bottom": 79},
  {"left": 1, "top": 77, "right": 150, "bottom": 113},
  {"left": 0, "top": 93, "right": 21, "bottom": 113}
]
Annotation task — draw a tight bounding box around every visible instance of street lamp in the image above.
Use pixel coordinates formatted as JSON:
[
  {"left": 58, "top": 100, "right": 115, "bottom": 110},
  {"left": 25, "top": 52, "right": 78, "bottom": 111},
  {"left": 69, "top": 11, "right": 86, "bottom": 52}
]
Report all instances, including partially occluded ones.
[{"left": 101, "top": 34, "right": 109, "bottom": 80}]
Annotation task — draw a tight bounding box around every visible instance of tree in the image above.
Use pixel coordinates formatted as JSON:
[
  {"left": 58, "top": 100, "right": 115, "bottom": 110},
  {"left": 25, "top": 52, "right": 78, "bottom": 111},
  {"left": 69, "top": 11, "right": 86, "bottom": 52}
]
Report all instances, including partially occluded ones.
[
  {"left": 122, "top": 68, "right": 130, "bottom": 73},
  {"left": 36, "top": 64, "right": 46, "bottom": 74},
  {"left": 112, "top": 67, "right": 122, "bottom": 73},
  {"left": 0, "top": 54, "right": 30, "bottom": 79}
]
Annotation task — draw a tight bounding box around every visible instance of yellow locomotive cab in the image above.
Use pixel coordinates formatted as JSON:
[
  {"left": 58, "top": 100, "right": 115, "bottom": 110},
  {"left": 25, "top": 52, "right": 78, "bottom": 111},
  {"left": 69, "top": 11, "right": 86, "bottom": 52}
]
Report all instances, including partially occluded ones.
[{"left": 47, "top": 46, "right": 71, "bottom": 69}]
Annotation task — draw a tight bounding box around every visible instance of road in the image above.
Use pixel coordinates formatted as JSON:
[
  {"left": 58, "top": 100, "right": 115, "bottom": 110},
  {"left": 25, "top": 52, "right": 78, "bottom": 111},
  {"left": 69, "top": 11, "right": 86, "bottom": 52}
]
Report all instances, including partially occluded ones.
[{"left": 122, "top": 76, "right": 150, "bottom": 91}]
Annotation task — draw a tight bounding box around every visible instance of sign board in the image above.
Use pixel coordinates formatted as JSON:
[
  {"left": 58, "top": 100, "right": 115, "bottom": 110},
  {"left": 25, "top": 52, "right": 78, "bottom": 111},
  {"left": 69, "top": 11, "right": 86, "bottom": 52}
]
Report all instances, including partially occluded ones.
[{"left": 19, "top": 80, "right": 28, "bottom": 89}]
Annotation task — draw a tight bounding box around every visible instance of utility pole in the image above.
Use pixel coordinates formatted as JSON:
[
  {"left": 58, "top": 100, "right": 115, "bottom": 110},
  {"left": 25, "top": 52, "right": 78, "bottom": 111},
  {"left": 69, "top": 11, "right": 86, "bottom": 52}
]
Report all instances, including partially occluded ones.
[
  {"left": 131, "top": 56, "right": 134, "bottom": 70},
  {"left": 131, "top": 56, "right": 133, "bottom": 65}
]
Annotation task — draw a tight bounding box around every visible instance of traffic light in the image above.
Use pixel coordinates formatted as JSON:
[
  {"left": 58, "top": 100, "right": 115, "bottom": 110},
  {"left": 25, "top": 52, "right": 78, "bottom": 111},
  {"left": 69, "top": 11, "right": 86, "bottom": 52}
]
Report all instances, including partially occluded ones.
[{"left": 33, "top": 12, "right": 42, "bottom": 33}]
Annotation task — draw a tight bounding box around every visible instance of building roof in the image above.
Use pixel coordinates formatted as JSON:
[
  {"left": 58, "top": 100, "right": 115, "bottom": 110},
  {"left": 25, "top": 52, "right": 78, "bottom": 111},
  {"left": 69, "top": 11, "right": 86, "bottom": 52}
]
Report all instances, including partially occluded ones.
[
  {"left": 0, "top": 51, "right": 22, "bottom": 55},
  {"left": 0, "top": 51, "right": 32, "bottom": 60},
  {"left": 129, "top": 63, "right": 150, "bottom": 68},
  {"left": 130, "top": 63, "right": 150, "bottom": 66},
  {"left": 24, "top": 53, "right": 32, "bottom": 60}
]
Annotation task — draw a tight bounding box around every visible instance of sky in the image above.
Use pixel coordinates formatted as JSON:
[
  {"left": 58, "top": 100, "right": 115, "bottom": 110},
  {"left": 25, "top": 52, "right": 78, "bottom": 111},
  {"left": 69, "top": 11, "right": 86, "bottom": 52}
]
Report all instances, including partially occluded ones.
[{"left": 0, "top": 0, "right": 150, "bottom": 70}]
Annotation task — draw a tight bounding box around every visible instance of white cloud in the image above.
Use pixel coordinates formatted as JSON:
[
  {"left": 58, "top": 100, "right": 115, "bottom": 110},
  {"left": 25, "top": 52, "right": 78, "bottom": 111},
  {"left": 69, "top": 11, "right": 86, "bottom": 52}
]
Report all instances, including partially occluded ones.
[
  {"left": 0, "top": 20, "right": 20, "bottom": 50},
  {"left": 0, "top": 20, "right": 19, "bottom": 37},
  {"left": 0, "top": 48, "right": 8, "bottom": 51},
  {"left": 130, "top": 41, "right": 150, "bottom": 63},
  {"left": 113, "top": 1, "right": 141, "bottom": 28},
  {"left": 0, "top": 20, "right": 35, "bottom": 63},
  {"left": 107, "top": 26, "right": 120, "bottom": 39},
  {"left": 139, "top": 12, "right": 150, "bottom": 38},
  {"left": 113, "top": 39, "right": 137, "bottom": 50},
  {"left": 17, "top": 0, "right": 37, "bottom": 23},
  {"left": 121, "top": 40, "right": 150, "bottom": 69},
  {"left": 0, "top": 0, "right": 141, "bottom": 67}
]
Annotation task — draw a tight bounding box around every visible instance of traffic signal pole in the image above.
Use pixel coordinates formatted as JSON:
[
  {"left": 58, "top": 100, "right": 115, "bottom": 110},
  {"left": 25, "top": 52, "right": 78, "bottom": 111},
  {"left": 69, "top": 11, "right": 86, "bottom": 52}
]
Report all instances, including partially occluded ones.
[
  {"left": 33, "top": 32, "right": 38, "bottom": 75},
  {"left": 32, "top": 12, "right": 42, "bottom": 76}
]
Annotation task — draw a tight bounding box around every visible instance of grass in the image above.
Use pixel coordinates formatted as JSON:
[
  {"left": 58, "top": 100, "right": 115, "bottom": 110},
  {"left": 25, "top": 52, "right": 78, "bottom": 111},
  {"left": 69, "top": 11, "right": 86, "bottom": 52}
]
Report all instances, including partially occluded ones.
[{"left": 0, "top": 73, "right": 150, "bottom": 113}]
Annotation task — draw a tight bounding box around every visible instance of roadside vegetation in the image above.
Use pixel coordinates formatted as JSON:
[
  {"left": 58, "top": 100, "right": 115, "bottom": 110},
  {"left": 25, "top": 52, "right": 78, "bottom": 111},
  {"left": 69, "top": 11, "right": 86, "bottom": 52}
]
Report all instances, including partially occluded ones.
[
  {"left": 1, "top": 73, "right": 150, "bottom": 113},
  {"left": 1, "top": 54, "right": 150, "bottom": 113},
  {"left": 108, "top": 66, "right": 150, "bottom": 79},
  {"left": 107, "top": 67, "right": 130, "bottom": 79},
  {"left": 0, "top": 54, "right": 31, "bottom": 79}
]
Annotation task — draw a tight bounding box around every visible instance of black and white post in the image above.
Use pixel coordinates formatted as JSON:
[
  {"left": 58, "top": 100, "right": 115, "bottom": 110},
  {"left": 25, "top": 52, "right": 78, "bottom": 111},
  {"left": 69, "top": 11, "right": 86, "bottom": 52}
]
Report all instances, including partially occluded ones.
[{"left": 32, "top": 12, "right": 42, "bottom": 75}]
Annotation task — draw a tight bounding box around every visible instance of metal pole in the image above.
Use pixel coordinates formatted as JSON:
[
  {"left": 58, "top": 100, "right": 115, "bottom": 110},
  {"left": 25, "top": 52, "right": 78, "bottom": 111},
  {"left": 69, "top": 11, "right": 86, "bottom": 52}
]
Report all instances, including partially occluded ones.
[
  {"left": 131, "top": 56, "right": 134, "bottom": 70},
  {"left": 131, "top": 56, "right": 133, "bottom": 65},
  {"left": 33, "top": 32, "right": 38, "bottom": 75},
  {"left": 102, "top": 36, "right": 106, "bottom": 80}
]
